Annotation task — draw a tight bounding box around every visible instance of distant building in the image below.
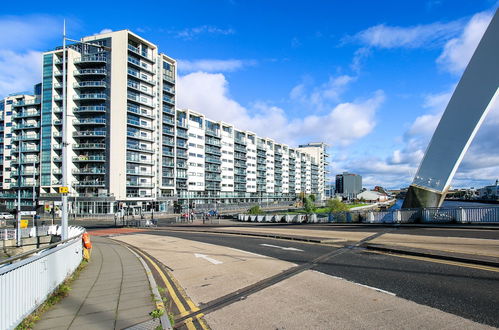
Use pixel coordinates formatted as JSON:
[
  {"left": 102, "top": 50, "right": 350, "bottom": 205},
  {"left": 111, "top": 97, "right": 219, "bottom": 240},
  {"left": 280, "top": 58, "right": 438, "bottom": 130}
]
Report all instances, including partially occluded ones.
[
  {"left": 357, "top": 190, "right": 388, "bottom": 202},
  {"left": 297, "top": 142, "right": 329, "bottom": 200},
  {"left": 478, "top": 180, "right": 499, "bottom": 200},
  {"left": 335, "top": 172, "right": 362, "bottom": 199},
  {"left": 325, "top": 182, "right": 335, "bottom": 198}
]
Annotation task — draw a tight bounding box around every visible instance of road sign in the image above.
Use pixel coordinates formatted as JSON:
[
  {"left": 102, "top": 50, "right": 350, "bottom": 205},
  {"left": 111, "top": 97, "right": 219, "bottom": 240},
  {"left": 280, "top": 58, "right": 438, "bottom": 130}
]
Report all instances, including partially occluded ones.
[
  {"left": 59, "top": 186, "right": 69, "bottom": 194},
  {"left": 19, "top": 211, "right": 36, "bottom": 216},
  {"left": 20, "top": 220, "right": 29, "bottom": 228}
]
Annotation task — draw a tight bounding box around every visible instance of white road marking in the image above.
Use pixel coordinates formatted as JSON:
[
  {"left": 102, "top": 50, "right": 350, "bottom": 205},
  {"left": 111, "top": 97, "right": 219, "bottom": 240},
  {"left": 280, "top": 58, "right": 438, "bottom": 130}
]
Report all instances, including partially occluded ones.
[
  {"left": 194, "top": 253, "right": 223, "bottom": 265},
  {"left": 260, "top": 244, "right": 304, "bottom": 252},
  {"left": 313, "top": 271, "right": 396, "bottom": 296},
  {"left": 226, "top": 247, "right": 269, "bottom": 258}
]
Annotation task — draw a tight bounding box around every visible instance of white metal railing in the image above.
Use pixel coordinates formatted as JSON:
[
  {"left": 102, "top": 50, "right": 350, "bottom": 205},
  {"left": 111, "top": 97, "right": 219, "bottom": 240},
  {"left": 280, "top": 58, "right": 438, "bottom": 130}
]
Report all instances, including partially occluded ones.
[{"left": 0, "top": 226, "right": 85, "bottom": 330}]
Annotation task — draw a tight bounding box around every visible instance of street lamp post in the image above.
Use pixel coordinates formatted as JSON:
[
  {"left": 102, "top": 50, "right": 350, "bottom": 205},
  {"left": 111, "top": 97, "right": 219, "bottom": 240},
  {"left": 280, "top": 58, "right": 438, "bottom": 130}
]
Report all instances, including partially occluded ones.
[
  {"left": 60, "top": 21, "right": 111, "bottom": 239},
  {"left": 16, "top": 142, "right": 21, "bottom": 246}
]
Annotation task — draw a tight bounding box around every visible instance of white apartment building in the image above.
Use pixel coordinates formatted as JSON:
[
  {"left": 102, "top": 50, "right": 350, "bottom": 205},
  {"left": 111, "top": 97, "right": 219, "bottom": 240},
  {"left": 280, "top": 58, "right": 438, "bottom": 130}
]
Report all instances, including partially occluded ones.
[
  {"left": 0, "top": 29, "right": 326, "bottom": 214},
  {"left": 297, "top": 142, "right": 329, "bottom": 200}
]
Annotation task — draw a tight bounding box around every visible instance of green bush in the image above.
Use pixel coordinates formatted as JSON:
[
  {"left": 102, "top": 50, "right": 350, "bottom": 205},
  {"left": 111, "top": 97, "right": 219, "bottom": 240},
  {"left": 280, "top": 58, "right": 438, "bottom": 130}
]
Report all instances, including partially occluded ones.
[
  {"left": 326, "top": 199, "right": 349, "bottom": 213},
  {"left": 247, "top": 205, "right": 263, "bottom": 214}
]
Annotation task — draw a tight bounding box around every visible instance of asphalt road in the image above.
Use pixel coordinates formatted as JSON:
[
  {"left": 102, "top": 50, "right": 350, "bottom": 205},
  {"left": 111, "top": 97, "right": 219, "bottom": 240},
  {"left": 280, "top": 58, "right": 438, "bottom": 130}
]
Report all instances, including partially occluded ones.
[{"left": 141, "top": 229, "right": 499, "bottom": 328}]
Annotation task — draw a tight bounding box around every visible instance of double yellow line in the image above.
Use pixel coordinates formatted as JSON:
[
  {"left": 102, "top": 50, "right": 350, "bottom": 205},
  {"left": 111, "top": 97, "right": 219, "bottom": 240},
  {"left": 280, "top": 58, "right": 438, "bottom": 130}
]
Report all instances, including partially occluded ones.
[{"left": 134, "top": 248, "right": 209, "bottom": 330}]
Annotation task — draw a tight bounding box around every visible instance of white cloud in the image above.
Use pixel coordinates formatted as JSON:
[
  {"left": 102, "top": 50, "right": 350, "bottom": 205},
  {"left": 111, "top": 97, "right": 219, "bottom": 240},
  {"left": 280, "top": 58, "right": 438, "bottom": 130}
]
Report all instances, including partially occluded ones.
[
  {"left": 177, "top": 71, "right": 384, "bottom": 147},
  {"left": 177, "top": 59, "right": 256, "bottom": 73},
  {"left": 350, "top": 20, "right": 462, "bottom": 49},
  {"left": 96, "top": 28, "right": 113, "bottom": 35},
  {"left": 0, "top": 15, "right": 60, "bottom": 97},
  {"left": 172, "top": 25, "right": 235, "bottom": 40},
  {"left": 290, "top": 75, "right": 357, "bottom": 110},
  {"left": 437, "top": 11, "right": 493, "bottom": 74},
  {"left": 0, "top": 15, "right": 61, "bottom": 51},
  {"left": 0, "top": 50, "right": 42, "bottom": 97}
]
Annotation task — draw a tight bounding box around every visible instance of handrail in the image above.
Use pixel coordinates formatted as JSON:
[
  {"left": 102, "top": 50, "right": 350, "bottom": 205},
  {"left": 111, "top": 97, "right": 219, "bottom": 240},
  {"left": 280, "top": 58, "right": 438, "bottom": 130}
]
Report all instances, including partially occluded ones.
[{"left": 0, "top": 227, "right": 85, "bottom": 266}]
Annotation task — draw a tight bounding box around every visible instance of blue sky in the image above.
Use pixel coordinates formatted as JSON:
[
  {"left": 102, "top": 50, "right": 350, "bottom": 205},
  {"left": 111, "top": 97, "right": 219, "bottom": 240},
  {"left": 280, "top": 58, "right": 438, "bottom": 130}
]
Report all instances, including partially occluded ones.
[{"left": 1, "top": 0, "right": 498, "bottom": 189}]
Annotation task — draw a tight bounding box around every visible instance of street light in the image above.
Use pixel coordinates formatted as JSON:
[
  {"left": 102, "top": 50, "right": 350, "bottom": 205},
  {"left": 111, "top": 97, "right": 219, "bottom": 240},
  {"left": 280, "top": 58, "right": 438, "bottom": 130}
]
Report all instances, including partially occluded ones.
[{"left": 60, "top": 21, "right": 111, "bottom": 240}]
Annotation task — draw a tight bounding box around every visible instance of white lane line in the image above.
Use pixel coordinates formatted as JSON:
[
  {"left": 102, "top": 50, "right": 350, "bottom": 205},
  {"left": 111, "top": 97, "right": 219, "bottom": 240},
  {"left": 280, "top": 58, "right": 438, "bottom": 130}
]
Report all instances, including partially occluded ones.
[
  {"left": 311, "top": 271, "right": 396, "bottom": 296},
  {"left": 226, "top": 247, "right": 269, "bottom": 258},
  {"left": 260, "top": 243, "right": 304, "bottom": 252},
  {"left": 194, "top": 253, "right": 223, "bottom": 265}
]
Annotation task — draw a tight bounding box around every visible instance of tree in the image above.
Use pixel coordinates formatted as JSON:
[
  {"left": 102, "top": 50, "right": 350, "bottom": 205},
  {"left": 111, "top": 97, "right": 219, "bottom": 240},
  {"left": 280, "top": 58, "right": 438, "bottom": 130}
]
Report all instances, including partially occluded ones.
[
  {"left": 247, "top": 205, "right": 263, "bottom": 214},
  {"left": 309, "top": 194, "right": 316, "bottom": 202},
  {"left": 326, "top": 199, "right": 348, "bottom": 213},
  {"left": 303, "top": 196, "right": 316, "bottom": 214}
]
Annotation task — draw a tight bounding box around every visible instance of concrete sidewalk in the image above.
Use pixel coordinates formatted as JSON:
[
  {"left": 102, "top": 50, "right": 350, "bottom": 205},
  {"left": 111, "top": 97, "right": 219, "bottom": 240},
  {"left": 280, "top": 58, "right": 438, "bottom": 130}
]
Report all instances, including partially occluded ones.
[{"left": 35, "top": 236, "right": 158, "bottom": 330}]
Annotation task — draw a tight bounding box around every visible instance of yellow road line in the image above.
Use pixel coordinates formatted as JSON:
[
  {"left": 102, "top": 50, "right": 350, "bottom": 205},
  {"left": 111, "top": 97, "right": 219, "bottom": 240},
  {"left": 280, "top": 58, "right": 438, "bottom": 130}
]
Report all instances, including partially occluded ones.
[
  {"left": 134, "top": 248, "right": 208, "bottom": 330},
  {"left": 367, "top": 249, "right": 499, "bottom": 273}
]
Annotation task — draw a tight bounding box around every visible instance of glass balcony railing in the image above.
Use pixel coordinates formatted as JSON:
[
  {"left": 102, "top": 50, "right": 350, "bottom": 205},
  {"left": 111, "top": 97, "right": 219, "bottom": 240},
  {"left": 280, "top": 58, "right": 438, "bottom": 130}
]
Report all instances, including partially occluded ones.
[
  {"left": 74, "top": 93, "right": 107, "bottom": 100},
  {"left": 13, "top": 111, "right": 40, "bottom": 118},
  {"left": 73, "top": 81, "right": 107, "bottom": 88},
  {"left": 73, "top": 143, "right": 106, "bottom": 149},
  {"left": 73, "top": 131, "right": 106, "bottom": 137},
  {"left": 74, "top": 69, "right": 107, "bottom": 76},
  {"left": 72, "top": 167, "right": 106, "bottom": 174},
  {"left": 72, "top": 155, "right": 106, "bottom": 162},
  {"left": 73, "top": 106, "right": 106, "bottom": 113},
  {"left": 74, "top": 55, "right": 107, "bottom": 64},
  {"left": 73, "top": 118, "right": 106, "bottom": 125}
]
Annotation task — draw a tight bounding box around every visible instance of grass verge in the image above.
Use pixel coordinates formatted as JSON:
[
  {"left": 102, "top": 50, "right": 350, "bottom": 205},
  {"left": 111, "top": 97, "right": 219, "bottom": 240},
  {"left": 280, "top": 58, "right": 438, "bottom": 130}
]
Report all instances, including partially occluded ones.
[{"left": 16, "top": 259, "right": 88, "bottom": 330}]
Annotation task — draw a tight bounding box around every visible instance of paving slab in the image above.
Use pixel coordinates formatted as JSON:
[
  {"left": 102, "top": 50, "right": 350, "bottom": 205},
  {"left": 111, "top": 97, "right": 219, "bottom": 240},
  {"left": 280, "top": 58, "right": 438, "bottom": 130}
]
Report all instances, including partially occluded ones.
[{"left": 34, "top": 236, "right": 156, "bottom": 330}]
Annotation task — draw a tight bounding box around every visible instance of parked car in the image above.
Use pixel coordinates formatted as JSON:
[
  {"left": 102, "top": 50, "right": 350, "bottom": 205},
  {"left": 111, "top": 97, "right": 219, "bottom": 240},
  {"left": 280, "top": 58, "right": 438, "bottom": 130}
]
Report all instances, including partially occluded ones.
[{"left": 0, "top": 212, "right": 14, "bottom": 220}]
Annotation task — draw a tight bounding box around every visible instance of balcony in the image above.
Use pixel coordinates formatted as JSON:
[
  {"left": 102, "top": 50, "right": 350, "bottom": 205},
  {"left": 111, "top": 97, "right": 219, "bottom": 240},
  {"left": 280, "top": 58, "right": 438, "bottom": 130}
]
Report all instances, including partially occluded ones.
[
  {"left": 163, "top": 86, "right": 175, "bottom": 95},
  {"left": 126, "top": 169, "right": 154, "bottom": 176},
  {"left": 73, "top": 131, "right": 106, "bottom": 138},
  {"left": 12, "top": 98, "right": 41, "bottom": 107},
  {"left": 126, "top": 182, "right": 154, "bottom": 188},
  {"left": 127, "top": 144, "right": 154, "bottom": 153},
  {"left": 205, "top": 147, "right": 221, "bottom": 156},
  {"left": 127, "top": 69, "right": 155, "bottom": 85},
  {"left": 72, "top": 168, "right": 106, "bottom": 175},
  {"left": 205, "top": 129, "right": 219, "bottom": 137},
  {"left": 12, "top": 146, "right": 40, "bottom": 153},
  {"left": 127, "top": 119, "right": 153, "bottom": 130},
  {"left": 127, "top": 44, "right": 154, "bottom": 62},
  {"left": 206, "top": 156, "right": 221, "bottom": 164},
  {"left": 74, "top": 93, "right": 107, "bottom": 101},
  {"left": 127, "top": 106, "right": 154, "bottom": 119},
  {"left": 176, "top": 121, "right": 188, "bottom": 129},
  {"left": 127, "top": 131, "right": 153, "bottom": 142},
  {"left": 162, "top": 128, "right": 174, "bottom": 136},
  {"left": 177, "top": 131, "right": 188, "bottom": 139},
  {"left": 163, "top": 74, "right": 175, "bottom": 84},
  {"left": 163, "top": 118, "right": 174, "bottom": 126},
  {"left": 73, "top": 81, "right": 107, "bottom": 88},
  {"left": 205, "top": 165, "right": 220, "bottom": 172},
  {"left": 12, "top": 134, "right": 40, "bottom": 141},
  {"left": 127, "top": 56, "right": 155, "bottom": 74},
  {"left": 13, "top": 123, "right": 40, "bottom": 130},
  {"left": 234, "top": 145, "right": 246, "bottom": 153},
  {"left": 162, "top": 161, "right": 175, "bottom": 167},
  {"left": 176, "top": 151, "right": 187, "bottom": 159},
  {"left": 205, "top": 174, "right": 221, "bottom": 182},
  {"left": 13, "top": 111, "right": 40, "bottom": 118},
  {"left": 73, "top": 106, "right": 106, "bottom": 113},
  {"left": 205, "top": 138, "right": 221, "bottom": 146},
  {"left": 72, "top": 155, "right": 106, "bottom": 162},
  {"left": 74, "top": 55, "right": 107, "bottom": 64},
  {"left": 73, "top": 118, "right": 107, "bottom": 126},
  {"left": 163, "top": 96, "right": 174, "bottom": 106},
  {"left": 127, "top": 93, "right": 153, "bottom": 107},
  {"left": 163, "top": 139, "right": 175, "bottom": 147},
  {"left": 74, "top": 180, "right": 105, "bottom": 187},
  {"left": 126, "top": 157, "right": 153, "bottom": 165},
  {"left": 74, "top": 69, "right": 107, "bottom": 76},
  {"left": 11, "top": 170, "right": 38, "bottom": 177},
  {"left": 10, "top": 157, "right": 39, "bottom": 164}
]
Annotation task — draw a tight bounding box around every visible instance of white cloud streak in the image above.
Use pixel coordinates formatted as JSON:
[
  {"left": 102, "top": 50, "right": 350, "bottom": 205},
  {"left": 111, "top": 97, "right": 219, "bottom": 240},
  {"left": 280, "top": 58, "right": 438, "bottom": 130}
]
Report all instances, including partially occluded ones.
[
  {"left": 172, "top": 25, "right": 235, "bottom": 40},
  {"left": 350, "top": 20, "right": 463, "bottom": 49},
  {"left": 177, "top": 59, "right": 256, "bottom": 73}
]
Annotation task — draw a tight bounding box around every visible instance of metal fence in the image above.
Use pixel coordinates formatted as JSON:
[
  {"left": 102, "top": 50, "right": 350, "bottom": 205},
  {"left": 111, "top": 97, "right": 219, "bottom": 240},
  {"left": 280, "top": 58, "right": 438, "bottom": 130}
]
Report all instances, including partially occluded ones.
[
  {"left": 237, "top": 206, "right": 499, "bottom": 224},
  {"left": 0, "top": 226, "right": 85, "bottom": 329}
]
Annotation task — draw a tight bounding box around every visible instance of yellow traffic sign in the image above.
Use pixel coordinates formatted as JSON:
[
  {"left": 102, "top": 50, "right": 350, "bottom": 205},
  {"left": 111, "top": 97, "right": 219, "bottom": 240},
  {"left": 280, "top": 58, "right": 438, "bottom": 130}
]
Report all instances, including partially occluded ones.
[
  {"left": 20, "top": 220, "right": 29, "bottom": 228},
  {"left": 59, "top": 186, "right": 69, "bottom": 194}
]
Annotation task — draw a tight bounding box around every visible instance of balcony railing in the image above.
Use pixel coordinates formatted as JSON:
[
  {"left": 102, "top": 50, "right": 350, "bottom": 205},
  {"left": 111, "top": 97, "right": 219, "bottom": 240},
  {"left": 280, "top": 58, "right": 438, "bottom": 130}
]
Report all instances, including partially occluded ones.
[
  {"left": 127, "top": 144, "right": 153, "bottom": 153},
  {"left": 13, "top": 111, "right": 40, "bottom": 118},
  {"left": 72, "top": 168, "right": 106, "bottom": 174},
  {"left": 74, "top": 180, "right": 105, "bottom": 187},
  {"left": 72, "top": 155, "right": 106, "bottom": 162},
  {"left": 12, "top": 134, "right": 40, "bottom": 141},
  {"left": 74, "top": 69, "right": 107, "bottom": 76},
  {"left": 74, "top": 93, "right": 107, "bottom": 101},
  {"left": 73, "top": 106, "right": 106, "bottom": 113},
  {"left": 74, "top": 143, "right": 106, "bottom": 149},
  {"left": 74, "top": 55, "right": 107, "bottom": 64},
  {"left": 127, "top": 44, "right": 154, "bottom": 62},
  {"left": 13, "top": 123, "right": 40, "bottom": 130},
  {"left": 73, "top": 131, "right": 106, "bottom": 137},
  {"left": 127, "top": 106, "right": 154, "bottom": 119},
  {"left": 73, "top": 81, "right": 107, "bottom": 88},
  {"left": 12, "top": 98, "right": 41, "bottom": 107},
  {"left": 73, "top": 118, "right": 107, "bottom": 125}
]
